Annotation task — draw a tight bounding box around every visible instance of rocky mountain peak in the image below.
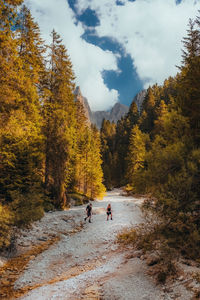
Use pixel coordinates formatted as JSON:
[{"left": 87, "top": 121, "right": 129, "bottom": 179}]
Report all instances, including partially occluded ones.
[
  {"left": 74, "top": 87, "right": 147, "bottom": 129},
  {"left": 134, "top": 90, "right": 147, "bottom": 112},
  {"left": 74, "top": 87, "right": 129, "bottom": 129},
  {"left": 74, "top": 86, "right": 92, "bottom": 125}
]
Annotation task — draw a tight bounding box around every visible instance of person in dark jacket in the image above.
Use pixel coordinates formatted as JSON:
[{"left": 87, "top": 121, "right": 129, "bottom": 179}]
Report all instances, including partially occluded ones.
[{"left": 84, "top": 203, "right": 92, "bottom": 223}]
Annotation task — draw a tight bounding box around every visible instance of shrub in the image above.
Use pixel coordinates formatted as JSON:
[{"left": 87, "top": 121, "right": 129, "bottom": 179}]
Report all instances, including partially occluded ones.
[
  {"left": 11, "top": 189, "right": 44, "bottom": 227},
  {"left": 0, "top": 204, "right": 13, "bottom": 250}
]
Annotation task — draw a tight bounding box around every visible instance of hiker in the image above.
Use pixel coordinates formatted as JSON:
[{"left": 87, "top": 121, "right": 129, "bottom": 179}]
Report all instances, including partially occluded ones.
[
  {"left": 84, "top": 203, "right": 92, "bottom": 223},
  {"left": 106, "top": 203, "right": 113, "bottom": 221}
]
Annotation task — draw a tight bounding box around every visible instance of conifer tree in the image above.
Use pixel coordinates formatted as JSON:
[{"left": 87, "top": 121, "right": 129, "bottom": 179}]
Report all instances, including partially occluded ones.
[
  {"left": 43, "top": 30, "right": 76, "bottom": 208},
  {"left": 126, "top": 125, "right": 146, "bottom": 185},
  {"left": 18, "top": 5, "right": 45, "bottom": 90},
  {"left": 0, "top": 0, "right": 44, "bottom": 203},
  {"left": 100, "top": 119, "right": 116, "bottom": 189},
  {"left": 114, "top": 101, "right": 139, "bottom": 185},
  {"left": 139, "top": 87, "right": 156, "bottom": 134},
  {"left": 75, "top": 124, "right": 105, "bottom": 199},
  {"left": 86, "top": 126, "right": 106, "bottom": 199},
  {"left": 0, "top": 0, "right": 45, "bottom": 245},
  {"left": 178, "top": 18, "right": 200, "bottom": 145}
]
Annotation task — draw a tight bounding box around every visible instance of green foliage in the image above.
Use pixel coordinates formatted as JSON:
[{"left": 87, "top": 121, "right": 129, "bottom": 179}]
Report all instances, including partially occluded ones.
[
  {"left": 110, "top": 13, "right": 200, "bottom": 261},
  {"left": 68, "top": 192, "right": 89, "bottom": 206},
  {"left": 11, "top": 189, "right": 44, "bottom": 227},
  {"left": 126, "top": 125, "right": 148, "bottom": 186},
  {"left": 117, "top": 228, "right": 138, "bottom": 245},
  {"left": 0, "top": 1, "right": 106, "bottom": 252},
  {"left": 100, "top": 119, "right": 116, "bottom": 188},
  {"left": 101, "top": 101, "right": 139, "bottom": 186},
  {"left": 43, "top": 30, "right": 76, "bottom": 208}
]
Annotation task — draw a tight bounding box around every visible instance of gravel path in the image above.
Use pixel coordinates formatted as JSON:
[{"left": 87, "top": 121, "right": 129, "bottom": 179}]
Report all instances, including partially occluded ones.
[{"left": 15, "top": 189, "right": 164, "bottom": 300}]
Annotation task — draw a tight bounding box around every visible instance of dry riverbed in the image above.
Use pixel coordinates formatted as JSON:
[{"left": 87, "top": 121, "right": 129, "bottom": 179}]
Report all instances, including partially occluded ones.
[{"left": 0, "top": 189, "right": 199, "bottom": 299}]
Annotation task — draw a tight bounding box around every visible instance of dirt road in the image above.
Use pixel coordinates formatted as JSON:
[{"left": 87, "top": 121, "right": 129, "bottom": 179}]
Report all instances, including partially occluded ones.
[{"left": 15, "top": 189, "right": 164, "bottom": 300}]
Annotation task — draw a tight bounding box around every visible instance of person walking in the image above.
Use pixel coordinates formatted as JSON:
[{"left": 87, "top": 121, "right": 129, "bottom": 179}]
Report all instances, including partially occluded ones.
[
  {"left": 84, "top": 203, "right": 92, "bottom": 223},
  {"left": 106, "top": 203, "right": 113, "bottom": 221}
]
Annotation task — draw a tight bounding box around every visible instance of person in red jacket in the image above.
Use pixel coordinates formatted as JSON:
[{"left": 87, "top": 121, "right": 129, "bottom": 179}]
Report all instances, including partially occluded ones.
[{"left": 106, "top": 203, "right": 113, "bottom": 221}]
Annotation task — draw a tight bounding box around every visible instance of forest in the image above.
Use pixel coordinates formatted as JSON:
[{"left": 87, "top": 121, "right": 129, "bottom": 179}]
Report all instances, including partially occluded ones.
[
  {"left": 0, "top": 0, "right": 105, "bottom": 250},
  {"left": 101, "top": 16, "right": 200, "bottom": 260},
  {"left": 0, "top": 0, "right": 200, "bottom": 263}
]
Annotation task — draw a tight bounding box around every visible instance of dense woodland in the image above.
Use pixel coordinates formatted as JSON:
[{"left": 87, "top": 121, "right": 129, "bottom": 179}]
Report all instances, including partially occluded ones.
[
  {"left": 101, "top": 16, "right": 200, "bottom": 259},
  {"left": 0, "top": 0, "right": 105, "bottom": 249},
  {"left": 0, "top": 0, "right": 199, "bottom": 262}
]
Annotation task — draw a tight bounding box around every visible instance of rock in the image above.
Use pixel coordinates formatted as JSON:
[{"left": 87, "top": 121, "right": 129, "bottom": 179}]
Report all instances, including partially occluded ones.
[
  {"left": 38, "top": 237, "right": 47, "bottom": 241},
  {"left": 111, "top": 245, "right": 118, "bottom": 251},
  {"left": 178, "top": 276, "right": 184, "bottom": 281},
  {"left": 146, "top": 253, "right": 160, "bottom": 266},
  {"left": 75, "top": 87, "right": 129, "bottom": 129},
  {"left": 0, "top": 257, "right": 7, "bottom": 268},
  {"left": 29, "top": 255, "right": 36, "bottom": 260},
  {"left": 102, "top": 256, "right": 107, "bottom": 260},
  {"left": 134, "top": 90, "right": 147, "bottom": 112},
  {"left": 131, "top": 250, "right": 142, "bottom": 258}
]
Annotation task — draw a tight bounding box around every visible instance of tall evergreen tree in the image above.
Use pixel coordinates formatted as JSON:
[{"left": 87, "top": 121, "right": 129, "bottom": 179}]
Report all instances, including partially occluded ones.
[
  {"left": 139, "top": 87, "right": 156, "bottom": 134},
  {"left": 100, "top": 119, "right": 116, "bottom": 189},
  {"left": 0, "top": 0, "right": 45, "bottom": 238},
  {"left": 126, "top": 125, "right": 146, "bottom": 185},
  {"left": 43, "top": 30, "right": 76, "bottom": 208},
  {"left": 114, "top": 101, "right": 139, "bottom": 185},
  {"left": 18, "top": 5, "right": 45, "bottom": 89},
  {"left": 177, "top": 18, "right": 200, "bottom": 145}
]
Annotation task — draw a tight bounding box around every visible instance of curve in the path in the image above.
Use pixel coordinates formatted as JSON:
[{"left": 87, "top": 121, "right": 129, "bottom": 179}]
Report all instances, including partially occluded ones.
[{"left": 16, "top": 190, "right": 163, "bottom": 300}]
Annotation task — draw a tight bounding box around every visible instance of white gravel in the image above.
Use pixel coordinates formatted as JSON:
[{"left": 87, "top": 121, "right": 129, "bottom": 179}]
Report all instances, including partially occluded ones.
[{"left": 15, "top": 189, "right": 165, "bottom": 300}]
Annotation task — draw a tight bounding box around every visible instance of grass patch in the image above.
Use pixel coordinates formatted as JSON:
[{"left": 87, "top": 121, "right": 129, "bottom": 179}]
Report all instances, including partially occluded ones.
[{"left": 117, "top": 221, "right": 178, "bottom": 283}]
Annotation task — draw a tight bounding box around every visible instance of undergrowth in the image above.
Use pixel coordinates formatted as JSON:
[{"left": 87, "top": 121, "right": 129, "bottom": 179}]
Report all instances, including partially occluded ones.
[{"left": 117, "top": 212, "right": 179, "bottom": 283}]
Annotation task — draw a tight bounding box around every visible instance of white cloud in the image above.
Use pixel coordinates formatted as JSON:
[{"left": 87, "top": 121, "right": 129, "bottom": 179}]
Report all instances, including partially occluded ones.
[
  {"left": 24, "top": 0, "right": 200, "bottom": 109},
  {"left": 75, "top": 0, "right": 200, "bottom": 87},
  {"left": 24, "top": 0, "right": 119, "bottom": 111}
]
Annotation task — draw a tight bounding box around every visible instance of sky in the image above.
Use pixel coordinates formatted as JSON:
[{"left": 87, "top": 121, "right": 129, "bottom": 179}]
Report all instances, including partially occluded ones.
[{"left": 24, "top": 0, "right": 200, "bottom": 111}]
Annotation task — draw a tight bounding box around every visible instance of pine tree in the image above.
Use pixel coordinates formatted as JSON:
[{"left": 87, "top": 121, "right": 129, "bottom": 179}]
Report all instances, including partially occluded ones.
[
  {"left": 85, "top": 125, "right": 106, "bottom": 199},
  {"left": 177, "top": 18, "right": 200, "bottom": 145},
  {"left": 114, "top": 101, "right": 139, "bottom": 185},
  {"left": 139, "top": 87, "right": 156, "bottom": 134},
  {"left": 0, "top": 1, "right": 44, "bottom": 203},
  {"left": 0, "top": 0, "right": 23, "bottom": 118},
  {"left": 18, "top": 5, "right": 45, "bottom": 90},
  {"left": 0, "top": 0, "right": 45, "bottom": 246},
  {"left": 43, "top": 30, "right": 76, "bottom": 208},
  {"left": 126, "top": 125, "right": 146, "bottom": 184},
  {"left": 100, "top": 119, "right": 116, "bottom": 189}
]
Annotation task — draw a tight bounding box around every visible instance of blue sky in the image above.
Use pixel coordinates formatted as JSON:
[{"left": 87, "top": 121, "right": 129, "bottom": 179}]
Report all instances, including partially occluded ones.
[
  {"left": 25, "top": 0, "right": 200, "bottom": 111},
  {"left": 71, "top": 3, "right": 144, "bottom": 107}
]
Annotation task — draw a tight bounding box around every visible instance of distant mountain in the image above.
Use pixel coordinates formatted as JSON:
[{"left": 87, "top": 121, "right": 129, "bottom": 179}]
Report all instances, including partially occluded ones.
[
  {"left": 133, "top": 90, "right": 147, "bottom": 112},
  {"left": 74, "top": 86, "right": 92, "bottom": 125},
  {"left": 91, "top": 103, "right": 129, "bottom": 129},
  {"left": 90, "top": 111, "right": 110, "bottom": 129},
  {"left": 74, "top": 87, "right": 129, "bottom": 129}
]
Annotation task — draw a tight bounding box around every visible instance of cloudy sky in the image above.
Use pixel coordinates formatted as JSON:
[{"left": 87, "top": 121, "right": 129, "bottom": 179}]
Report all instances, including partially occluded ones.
[{"left": 25, "top": 0, "right": 200, "bottom": 111}]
